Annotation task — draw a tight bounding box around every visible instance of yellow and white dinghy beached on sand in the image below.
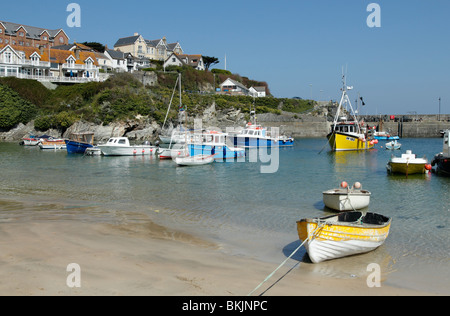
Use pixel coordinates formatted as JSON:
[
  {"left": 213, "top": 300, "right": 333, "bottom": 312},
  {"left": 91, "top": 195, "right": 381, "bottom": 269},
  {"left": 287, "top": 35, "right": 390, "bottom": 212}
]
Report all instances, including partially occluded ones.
[{"left": 297, "top": 212, "right": 392, "bottom": 263}]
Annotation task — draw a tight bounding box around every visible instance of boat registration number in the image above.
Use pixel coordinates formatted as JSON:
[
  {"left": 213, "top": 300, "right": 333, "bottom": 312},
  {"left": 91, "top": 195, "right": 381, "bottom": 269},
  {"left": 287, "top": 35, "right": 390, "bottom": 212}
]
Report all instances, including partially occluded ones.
[{"left": 346, "top": 137, "right": 355, "bottom": 142}]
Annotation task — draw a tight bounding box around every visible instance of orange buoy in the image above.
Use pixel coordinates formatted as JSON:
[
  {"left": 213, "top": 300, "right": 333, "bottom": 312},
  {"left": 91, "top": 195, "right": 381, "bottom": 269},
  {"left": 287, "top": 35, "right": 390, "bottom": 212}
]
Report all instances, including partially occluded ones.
[
  {"left": 425, "top": 164, "right": 432, "bottom": 171},
  {"left": 340, "top": 181, "right": 348, "bottom": 189}
]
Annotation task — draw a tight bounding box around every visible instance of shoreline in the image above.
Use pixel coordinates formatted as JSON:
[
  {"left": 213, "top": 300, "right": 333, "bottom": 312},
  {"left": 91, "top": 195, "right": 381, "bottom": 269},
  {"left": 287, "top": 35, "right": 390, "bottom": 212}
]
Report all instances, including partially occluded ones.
[{"left": 0, "top": 210, "right": 437, "bottom": 296}]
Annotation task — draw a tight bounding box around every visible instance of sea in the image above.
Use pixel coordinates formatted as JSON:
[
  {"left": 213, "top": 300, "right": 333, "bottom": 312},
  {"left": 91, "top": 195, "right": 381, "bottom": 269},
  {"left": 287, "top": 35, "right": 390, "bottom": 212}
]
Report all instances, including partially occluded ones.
[{"left": 0, "top": 137, "right": 449, "bottom": 294}]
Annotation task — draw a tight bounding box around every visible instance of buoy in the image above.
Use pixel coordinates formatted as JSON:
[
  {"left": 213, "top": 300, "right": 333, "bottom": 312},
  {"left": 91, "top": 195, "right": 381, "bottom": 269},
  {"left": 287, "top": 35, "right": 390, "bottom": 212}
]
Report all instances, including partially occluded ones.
[
  {"left": 374, "top": 139, "right": 379, "bottom": 144},
  {"left": 425, "top": 164, "right": 432, "bottom": 171},
  {"left": 353, "top": 182, "right": 362, "bottom": 189},
  {"left": 340, "top": 181, "right": 348, "bottom": 189}
]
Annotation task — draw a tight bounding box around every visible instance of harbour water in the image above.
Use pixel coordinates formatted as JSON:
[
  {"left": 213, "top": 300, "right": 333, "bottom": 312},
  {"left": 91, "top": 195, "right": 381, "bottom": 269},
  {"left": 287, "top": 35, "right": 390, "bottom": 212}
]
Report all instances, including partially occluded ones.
[{"left": 0, "top": 138, "right": 449, "bottom": 294}]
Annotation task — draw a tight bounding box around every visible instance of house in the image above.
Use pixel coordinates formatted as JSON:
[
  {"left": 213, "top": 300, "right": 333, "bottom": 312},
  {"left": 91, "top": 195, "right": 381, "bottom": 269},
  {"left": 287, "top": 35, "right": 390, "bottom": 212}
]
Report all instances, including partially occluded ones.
[
  {"left": 249, "top": 86, "right": 267, "bottom": 97},
  {"left": 0, "top": 20, "right": 69, "bottom": 49},
  {"left": 104, "top": 49, "right": 128, "bottom": 72},
  {"left": 113, "top": 33, "right": 183, "bottom": 61},
  {"left": 163, "top": 53, "right": 205, "bottom": 71},
  {"left": 219, "top": 78, "right": 250, "bottom": 96},
  {"left": 0, "top": 43, "right": 101, "bottom": 83}
]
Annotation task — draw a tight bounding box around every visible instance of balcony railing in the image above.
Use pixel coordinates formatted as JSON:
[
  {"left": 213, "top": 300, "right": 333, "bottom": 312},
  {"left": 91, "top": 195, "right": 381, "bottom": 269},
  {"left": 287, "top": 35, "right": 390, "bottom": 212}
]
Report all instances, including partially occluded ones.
[
  {"left": 62, "top": 63, "right": 98, "bottom": 70},
  {"left": 21, "top": 60, "right": 51, "bottom": 67},
  {"left": 0, "top": 72, "right": 104, "bottom": 83}
]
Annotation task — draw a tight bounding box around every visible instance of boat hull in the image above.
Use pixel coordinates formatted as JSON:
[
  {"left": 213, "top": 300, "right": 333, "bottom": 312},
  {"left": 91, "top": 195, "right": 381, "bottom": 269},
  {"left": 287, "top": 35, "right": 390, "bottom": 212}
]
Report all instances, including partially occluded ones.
[
  {"left": 157, "top": 147, "right": 184, "bottom": 159},
  {"left": 387, "top": 162, "right": 426, "bottom": 175},
  {"left": 65, "top": 140, "right": 94, "bottom": 154},
  {"left": 323, "top": 189, "right": 371, "bottom": 211},
  {"left": 374, "top": 135, "right": 400, "bottom": 140},
  {"left": 232, "top": 136, "right": 294, "bottom": 148},
  {"left": 99, "top": 145, "right": 157, "bottom": 156},
  {"left": 431, "top": 154, "right": 450, "bottom": 176},
  {"left": 297, "top": 212, "right": 391, "bottom": 263},
  {"left": 39, "top": 140, "right": 67, "bottom": 150},
  {"left": 175, "top": 154, "right": 215, "bottom": 166},
  {"left": 188, "top": 144, "right": 245, "bottom": 160},
  {"left": 327, "top": 132, "right": 374, "bottom": 151}
]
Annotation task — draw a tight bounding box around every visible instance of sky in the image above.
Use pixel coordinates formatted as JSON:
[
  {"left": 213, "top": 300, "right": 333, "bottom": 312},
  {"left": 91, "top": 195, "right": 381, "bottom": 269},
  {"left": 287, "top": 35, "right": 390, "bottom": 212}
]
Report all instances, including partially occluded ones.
[{"left": 1, "top": 0, "right": 449, "bottom": 115}]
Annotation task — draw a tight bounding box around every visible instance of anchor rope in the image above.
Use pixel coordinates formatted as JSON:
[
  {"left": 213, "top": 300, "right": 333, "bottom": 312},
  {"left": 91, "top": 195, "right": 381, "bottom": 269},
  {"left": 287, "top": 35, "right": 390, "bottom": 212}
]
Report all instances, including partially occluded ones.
[{"left": 247, "top": 222, "right": 327, "bottom": 296}]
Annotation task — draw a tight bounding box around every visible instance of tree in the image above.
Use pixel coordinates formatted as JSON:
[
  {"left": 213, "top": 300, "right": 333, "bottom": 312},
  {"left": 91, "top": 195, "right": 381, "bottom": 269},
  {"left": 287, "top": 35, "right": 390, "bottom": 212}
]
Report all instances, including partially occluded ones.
[
  {"left": 81, "top": 42, "right": 105, "bottom": 52},
  {"left": 203, "top": 56, "right": 219, "bottom": 71}
]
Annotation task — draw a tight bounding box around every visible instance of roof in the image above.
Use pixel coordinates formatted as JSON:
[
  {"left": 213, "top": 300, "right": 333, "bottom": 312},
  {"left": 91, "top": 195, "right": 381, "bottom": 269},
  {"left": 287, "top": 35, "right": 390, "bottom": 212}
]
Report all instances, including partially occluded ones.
[
  {"left": 251, "top": 86, "right": 266, "bottom": 92},
  {"left": 0, "top": 20, "right": 68, "bottom": 41},
  {"left": 220, "top": 78, "right": 248, "bottom": 91},
  {"left": 0, "top": 44, "right": 99, "bottom": 66},
  {"left": 177, "top": 54, "right": 202, "bottom": 67},
  {"left": 0, "top": 44, "right": 50, "bottom": 62},
  {"left": 106, "top": 49, "right": 126, "bottom": 60},
  {"left": 114, "top": 35, "right": 140, "bottom": 47}
]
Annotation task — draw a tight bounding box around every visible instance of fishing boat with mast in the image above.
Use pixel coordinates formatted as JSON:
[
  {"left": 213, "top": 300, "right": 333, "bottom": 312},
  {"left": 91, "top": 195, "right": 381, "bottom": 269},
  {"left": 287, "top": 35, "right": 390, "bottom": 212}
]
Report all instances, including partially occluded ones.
[{"left": 327, "top": 75, "right": 376, "bottom": 151}]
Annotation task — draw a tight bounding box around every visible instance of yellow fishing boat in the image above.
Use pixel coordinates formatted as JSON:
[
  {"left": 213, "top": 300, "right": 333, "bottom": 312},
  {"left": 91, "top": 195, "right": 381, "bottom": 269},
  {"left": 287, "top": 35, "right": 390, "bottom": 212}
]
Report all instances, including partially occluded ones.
[
  {"left": 297, "top": 212, "right": 391, "bottom": 263},
  {"left": 327, "top": 75, "right": 376, "bottom": 151}
]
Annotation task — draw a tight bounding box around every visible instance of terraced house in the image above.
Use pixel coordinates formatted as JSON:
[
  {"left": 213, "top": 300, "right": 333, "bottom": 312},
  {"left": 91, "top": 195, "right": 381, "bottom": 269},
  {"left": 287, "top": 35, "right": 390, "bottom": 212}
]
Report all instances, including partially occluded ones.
[
  {"left": 0, "top": 21, "right": 101, "bottom": 83},
  {"left": 0, "top": 43, "right": 100, "bottom": 83},
  {"left": 113, "top": 33, "right": 183, "bottom": 61},
  {"left": 0, "top": 20, "right": 69, "bottom": 48}
]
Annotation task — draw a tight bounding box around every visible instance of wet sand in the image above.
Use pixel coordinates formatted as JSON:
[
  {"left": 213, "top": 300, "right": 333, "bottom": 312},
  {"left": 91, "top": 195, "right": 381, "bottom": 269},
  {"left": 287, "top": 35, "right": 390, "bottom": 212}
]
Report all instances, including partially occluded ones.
[{"left": 0, "top": 214, "right": 433, "bottom": 296}]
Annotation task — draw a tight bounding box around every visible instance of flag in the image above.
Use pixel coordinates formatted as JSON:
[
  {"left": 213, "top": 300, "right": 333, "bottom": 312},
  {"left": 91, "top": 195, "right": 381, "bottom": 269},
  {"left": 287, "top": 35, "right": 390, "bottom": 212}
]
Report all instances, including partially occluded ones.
[{"left": 360, "top": 97, "right": 365, "bottom": 106}]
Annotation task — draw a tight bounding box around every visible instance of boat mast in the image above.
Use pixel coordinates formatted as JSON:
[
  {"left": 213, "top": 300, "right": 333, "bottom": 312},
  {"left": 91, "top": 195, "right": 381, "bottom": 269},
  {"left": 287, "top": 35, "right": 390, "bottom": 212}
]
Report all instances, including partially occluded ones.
[{"left": 333, "top": 73, "right": 360, "bottom": 133}]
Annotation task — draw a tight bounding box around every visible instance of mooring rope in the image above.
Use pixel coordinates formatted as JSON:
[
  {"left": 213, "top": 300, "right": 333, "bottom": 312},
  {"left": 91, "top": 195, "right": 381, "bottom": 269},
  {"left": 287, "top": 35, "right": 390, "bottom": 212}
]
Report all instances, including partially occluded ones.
[{"left": 247, "top": 222, "right": 327, "bottom": 296}]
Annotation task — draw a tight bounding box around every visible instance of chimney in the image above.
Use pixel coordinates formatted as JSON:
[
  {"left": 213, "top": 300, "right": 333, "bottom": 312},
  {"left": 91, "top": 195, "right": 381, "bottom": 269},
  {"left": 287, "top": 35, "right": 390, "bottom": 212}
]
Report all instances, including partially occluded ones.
[
  {"left": 74, "top": 47, "right": 80, "bottom": 59},
  {"left": 134, "top": 32, "right": 139, "bottom": 36}
]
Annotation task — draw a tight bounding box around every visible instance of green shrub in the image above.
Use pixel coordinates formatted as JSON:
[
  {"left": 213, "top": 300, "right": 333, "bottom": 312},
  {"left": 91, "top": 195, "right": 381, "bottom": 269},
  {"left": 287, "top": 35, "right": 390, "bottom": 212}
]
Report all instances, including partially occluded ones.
[{"left": 0, "top": 84, "right": 37, "bottom": 130}]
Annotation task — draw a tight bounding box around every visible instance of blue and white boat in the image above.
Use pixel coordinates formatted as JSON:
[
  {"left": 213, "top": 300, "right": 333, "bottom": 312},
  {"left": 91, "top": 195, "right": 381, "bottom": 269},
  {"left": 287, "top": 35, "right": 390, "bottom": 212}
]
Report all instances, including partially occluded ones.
[
  {"left": 230, "top": 122, "right": 294, "bottom": 148},
  {"left": 65, "top": 132, "right": 95, "bottom": 154},
  {"left": 373, "top": 131, "right": 400, "bottom": 140},
  {"left": 186, "top": 131, "right": 245, "bottom": 161}
]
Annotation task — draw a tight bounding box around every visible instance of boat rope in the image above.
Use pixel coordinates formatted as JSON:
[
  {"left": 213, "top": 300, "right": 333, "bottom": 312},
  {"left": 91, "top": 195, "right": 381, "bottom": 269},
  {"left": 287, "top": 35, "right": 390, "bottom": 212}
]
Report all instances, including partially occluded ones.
[{"left": 247, "top": 222, "right": 327, "bottom": 296}]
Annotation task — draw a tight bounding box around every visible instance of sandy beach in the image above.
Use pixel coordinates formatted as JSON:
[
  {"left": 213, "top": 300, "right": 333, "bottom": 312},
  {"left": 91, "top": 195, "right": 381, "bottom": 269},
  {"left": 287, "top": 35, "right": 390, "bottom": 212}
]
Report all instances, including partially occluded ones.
[{"left": 0, "top": 212, "right": 434, "bottom": 297}]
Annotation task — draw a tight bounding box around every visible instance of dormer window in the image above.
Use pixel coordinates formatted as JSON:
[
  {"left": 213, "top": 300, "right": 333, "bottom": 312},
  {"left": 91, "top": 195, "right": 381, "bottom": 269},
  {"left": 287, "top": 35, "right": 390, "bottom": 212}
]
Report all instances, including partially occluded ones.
[
  {"left": 19, "top": 31, "right": 24, "bottom": 37},
  {"left": 86, "top": 59, "right": 92, "bottom": 69}
]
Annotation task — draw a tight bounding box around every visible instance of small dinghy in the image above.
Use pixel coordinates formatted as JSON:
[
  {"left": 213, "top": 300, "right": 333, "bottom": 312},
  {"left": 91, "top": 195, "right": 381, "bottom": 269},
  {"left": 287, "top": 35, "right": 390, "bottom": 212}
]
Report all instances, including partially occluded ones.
[
  {"left": 297, "top": 211, "right": 392, "bottom": 263},
  {"left": 385, "top": 140, "right": 401, "bottom": 150},
  {"left": 322, "top": 182, "right": 371, "bottom": 211},
  {"left": 174, "top": 154, "right": 215, "bottom": 166}
]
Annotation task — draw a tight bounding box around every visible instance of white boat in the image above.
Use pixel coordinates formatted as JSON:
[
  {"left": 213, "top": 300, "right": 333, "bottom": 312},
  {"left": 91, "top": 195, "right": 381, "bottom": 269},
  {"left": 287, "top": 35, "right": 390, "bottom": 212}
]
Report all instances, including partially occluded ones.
[
  {"left": 297, "top": 212, "right": 392, "bottom": 263},
  {"left": 157, "top": 147, "right": 185, "bottom": 159},
  {"left": 98, "top": 137, "right": 157, "bottom": 156},
  {"left": 323, "top": 182, "right": 371, "bottom": 211},
  {"left": 386, "top": 150, "right": 429, "bottom": 175},
  {"left": 385, "top": 140, "right": 401, "bottom": 150},
  {"left": 39, "top": 138, "right": 67, "bottom": 150},
  {"left": 174, "top": 154, "right": 216, "bottom": 166}
]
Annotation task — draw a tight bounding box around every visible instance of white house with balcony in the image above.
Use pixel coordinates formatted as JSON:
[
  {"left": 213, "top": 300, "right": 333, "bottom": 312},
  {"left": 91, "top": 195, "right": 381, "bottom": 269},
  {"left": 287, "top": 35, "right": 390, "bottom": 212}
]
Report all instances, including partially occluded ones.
[{"left": 0, "top": 43, "right": 101, "bottom": 83}]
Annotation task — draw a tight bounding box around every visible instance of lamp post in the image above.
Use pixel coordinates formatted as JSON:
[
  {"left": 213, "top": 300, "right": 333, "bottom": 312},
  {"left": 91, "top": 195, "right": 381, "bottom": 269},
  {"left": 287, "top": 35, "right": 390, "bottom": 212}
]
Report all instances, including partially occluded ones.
[{"left": 438, "top": 97, "right": 441, "bottom": 121}]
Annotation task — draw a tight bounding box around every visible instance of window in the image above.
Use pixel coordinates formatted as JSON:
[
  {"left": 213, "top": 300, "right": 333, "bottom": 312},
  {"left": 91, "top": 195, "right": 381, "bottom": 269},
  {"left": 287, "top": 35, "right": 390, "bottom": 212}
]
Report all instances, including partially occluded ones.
[
  {"left": 0, "top": 28, "right": 3, "bottom": 34},
  {"left": 59, "top": 36, "right": 64, "bottom": 43},
  {"left": 43, "top": 36, "right": 48, "bottom": 41},
  {"left": 19, "top": 31, "right": 24, "bottom": 36},
  {"left": 118, "top": 139, "right": 126, "bottom": 144},
  {"left": 4, "top": 52, "right": 12, "bottom": 63}
]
